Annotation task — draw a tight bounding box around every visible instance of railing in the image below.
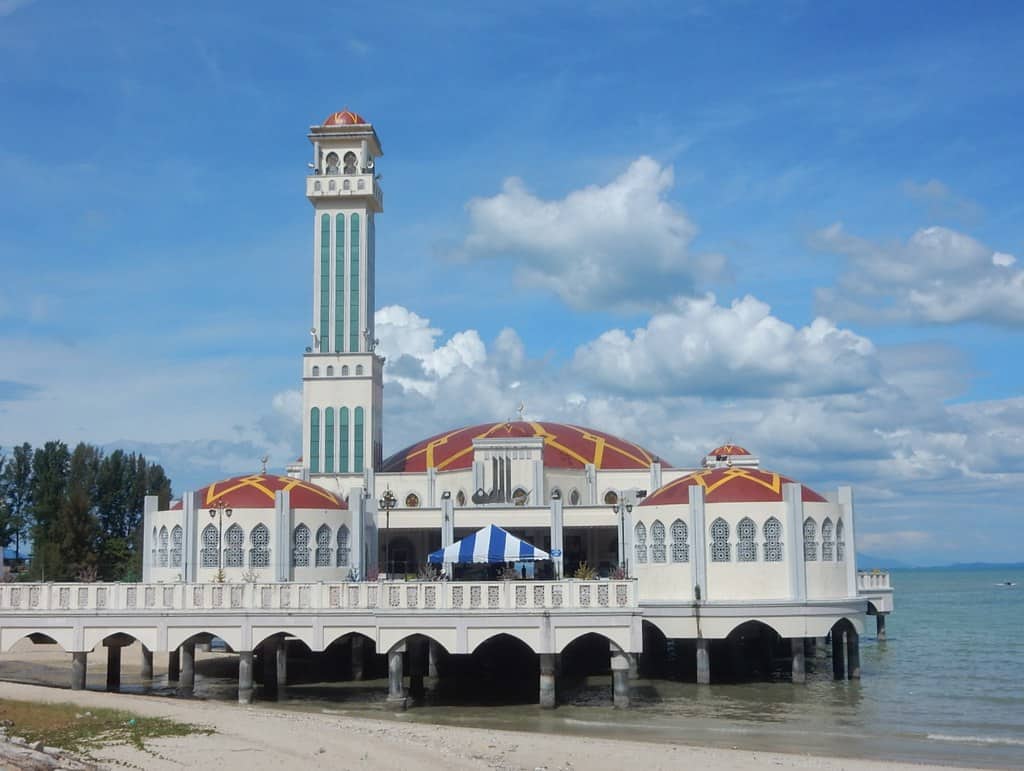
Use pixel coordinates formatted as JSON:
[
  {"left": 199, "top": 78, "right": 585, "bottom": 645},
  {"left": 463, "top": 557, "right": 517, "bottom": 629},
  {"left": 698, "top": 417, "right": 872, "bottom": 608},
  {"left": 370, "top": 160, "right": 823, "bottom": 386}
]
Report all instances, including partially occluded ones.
[
  {"left": 857, "top": 570, "right": 892, "bottom": 591},
  {"left": 306, "top": 174, "right": 383, "bottom": 208},
  {"left": 0, "top": 580, "right": 637, "bottom": 613}
]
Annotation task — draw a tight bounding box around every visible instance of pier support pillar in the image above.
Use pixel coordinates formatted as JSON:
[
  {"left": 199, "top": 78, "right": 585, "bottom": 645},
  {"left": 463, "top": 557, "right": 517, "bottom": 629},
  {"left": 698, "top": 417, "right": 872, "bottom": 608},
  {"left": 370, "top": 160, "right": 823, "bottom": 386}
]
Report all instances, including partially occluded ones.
[
  {"left": 831, "top": 629, "right": 846, "bottom": 680},
  {"left": 387, "top": 647, "right": 407, "bottom": 709},
  {"left": 140, "top": 648, "right": 153, "bottom": 681},
  {"left": 876, "top": 614, "right": 887, "bottom": 641},
  {"left": 105, "top": 645, "right": 121, "bottom": 692},
  {"left": 408, "top": 638, "right": 427, "bottom": 701},
  {"left": 610, "top": 649, "right": 632, "bottom": 709},
  {"left": 696, "top": 638, "right": 711, "bottom": 685},
  {"left": 846, "top": 629, "right": 861, "bottom": 679},
  {"left": 276, "top": 640, "right": 288, "bottom": 696},
  {"left": 180, "top": 642, "right": 195, "bottom": 692},
  {"left": 70, "top": 651, "right": 87, "bottom": 691},
  {"left": 790, "top": 638, "right": 806, "bottom": 684},
  {"left": 539, "top": 653, "right": 556, "bottom": 709},
  {"left": 168, "top": 649, "right": 180, "bottom": 682},
  {"left": 351, "top": 636, "right": 366, "bottom": 681},
  {"left": 238, "top": 651, "right": 254, "bottom": 704},
  {"left": 428, "top": 640, "right": 441, "bottom": 678}
]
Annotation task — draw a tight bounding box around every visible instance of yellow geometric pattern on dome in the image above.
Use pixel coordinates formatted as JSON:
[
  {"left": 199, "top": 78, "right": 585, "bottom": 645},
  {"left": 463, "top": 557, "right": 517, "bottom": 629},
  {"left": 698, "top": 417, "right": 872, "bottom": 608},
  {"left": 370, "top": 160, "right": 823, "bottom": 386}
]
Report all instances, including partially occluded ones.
[
  {"left": 656, "top": 468, "right": 783, "bottom": 498},
  {"left": 203, "top": 474, "right": 341, "bottom": 507},
  {"left": 716, "top": 444, "right": 746, "bottom": 454}
]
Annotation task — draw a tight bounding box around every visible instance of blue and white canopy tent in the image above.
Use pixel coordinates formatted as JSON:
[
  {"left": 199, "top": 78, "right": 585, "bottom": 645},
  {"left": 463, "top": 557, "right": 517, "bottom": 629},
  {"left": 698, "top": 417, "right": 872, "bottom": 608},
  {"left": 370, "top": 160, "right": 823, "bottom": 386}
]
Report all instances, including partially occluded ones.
[{"left": 428, "top": 524, "right": 550, "bottom": 564}]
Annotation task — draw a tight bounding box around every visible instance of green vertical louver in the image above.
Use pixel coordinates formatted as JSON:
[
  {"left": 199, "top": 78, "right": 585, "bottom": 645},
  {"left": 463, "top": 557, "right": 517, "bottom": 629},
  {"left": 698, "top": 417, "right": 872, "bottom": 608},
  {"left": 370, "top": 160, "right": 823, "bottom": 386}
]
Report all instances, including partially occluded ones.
[
  {"left": 334, "top": 214, "right": 345, "bottom": 352},
  {"left": 349, "top": 213, "right": 360, "bottom": 352},
  {"left": 339, "top": 407, "right": 350, "bottom": 472},
  {"left": 319, "top": 214, "right": 330, "bottom": 352},
  {"left": 324, "top": 407, "right": 335, "bottom": 472},
  {"left": 354, "top": 406, "right": 364, "bottom": 473},
  {"left": 309, "top": 407, "right": 321, "bottom": 473}
]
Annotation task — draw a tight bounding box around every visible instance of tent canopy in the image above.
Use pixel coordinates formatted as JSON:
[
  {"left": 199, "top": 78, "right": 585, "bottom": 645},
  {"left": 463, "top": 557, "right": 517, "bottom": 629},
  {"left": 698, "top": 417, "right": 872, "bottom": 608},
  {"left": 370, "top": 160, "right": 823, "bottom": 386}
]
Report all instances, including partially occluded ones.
[{"left": 428, "top": 524, "right": 550, "bottom": 564}]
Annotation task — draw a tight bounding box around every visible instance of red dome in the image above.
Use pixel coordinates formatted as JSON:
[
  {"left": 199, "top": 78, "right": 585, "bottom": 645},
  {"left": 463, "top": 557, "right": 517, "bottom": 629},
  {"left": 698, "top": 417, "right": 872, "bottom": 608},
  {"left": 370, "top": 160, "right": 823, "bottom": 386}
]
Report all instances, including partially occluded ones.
[
  {"left": 640, "top": 467, "right": 826, "bottom": 506},
  {"left": 709, "top": 444, "right": 751, "bottom": 456},
  {"left": 382, "top": 421, "right": 668, "bottom": 473},
  {"left": 323, "top": 109, "right": 367, "bottom": 126},
  {"left": 193, "top": 474, "right": 345, "bottom": 510}
]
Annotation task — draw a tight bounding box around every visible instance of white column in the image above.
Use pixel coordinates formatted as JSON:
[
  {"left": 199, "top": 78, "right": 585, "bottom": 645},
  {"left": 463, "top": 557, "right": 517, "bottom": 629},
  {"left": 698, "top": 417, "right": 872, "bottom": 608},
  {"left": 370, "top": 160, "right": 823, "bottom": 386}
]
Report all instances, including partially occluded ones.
[
  {"left": 183, "top": 491, "right": 198, "bottom": 583},
  {"left": 441, "top": 495, "right": 455, "bottom": 576},
  {"left": 472, "top": 460, "right": 485, "bottom": 493},
  {"left": 274, "top": 490, "right": 290, "bottom": 582},
  {"left": 427, "top": 467, "right": 437, "bottom": 508},
  {"left": 690, "top": 485, "right": 707, "bottom": 599},
  {"left": 649, "top": 462, "right": 662, "bottom": 495},
  {"left": 349, "top": 486, "right": 366, "bottom": 579},
  {"left": 549, "top": 496, "right": 564, "bottom": 579},
  {"left": 142, "top": 495, "right": 158, "bottom": 583},
  {"left": 839, "top": 485, "right": 858, "bottom": 597},
  {"left": 585, "top": 464, "right": 597, "bottom": 505},
  {"left": 784, "top": 482, "right": 806, "bottom": 602},
  {"left": 531, "top": 459, "right": 544, "bottom": 505}
]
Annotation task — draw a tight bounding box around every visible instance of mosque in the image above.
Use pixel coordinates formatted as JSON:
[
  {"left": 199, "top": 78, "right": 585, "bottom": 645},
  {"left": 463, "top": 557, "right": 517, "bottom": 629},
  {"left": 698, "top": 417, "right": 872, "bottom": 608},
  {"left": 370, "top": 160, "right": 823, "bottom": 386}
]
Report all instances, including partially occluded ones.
[{"left": 135, "top": 110, "right": 889, "bottom": 697}]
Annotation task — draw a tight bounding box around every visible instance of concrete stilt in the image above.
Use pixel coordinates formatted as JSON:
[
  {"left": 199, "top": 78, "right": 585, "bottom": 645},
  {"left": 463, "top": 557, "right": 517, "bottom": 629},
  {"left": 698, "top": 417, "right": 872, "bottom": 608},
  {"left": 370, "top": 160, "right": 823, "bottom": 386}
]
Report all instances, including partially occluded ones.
[
  {"left": 539, "top": 653, "right": 556, "bottom": 709},
  {"left": 831, "top": 630, "right": 846, "bottom": 680},
  {"left": 610, "top": 649, "right": 632, "bottom": 709},
  {"left": 428, "top": 640, "right": 441, "bottom": 678},
  {"left": 180, "top": 642, "right": 196, "bottom": 692},
  {"left": 387, "top": 647, "right": 407, "bottom": 708},
  {"left": 238, "top": 651, "right": 254, "bottom": 704},
  {"left": 140, "top": 648, "right": 154, "bottom": 681},
  {"left": 351, "top": 637, "right": 366, "bottom": 681},
  {"left": 71, "top": 652, "right": 87, "bottom": 691},
  {"left": 261, "top": 643, "right": 278, "bottom": 697},
  {"left": 275, "top": 640, "right": 288, "bottom": 696},
  {"left": 846, "top": 629, "right": 861, "bottom": 679},
  {"left": 876, "top": 614, "right": 887, "bottom": 641},
  {"left": 105, "top": 646, "right": 121, "bottom": 692},
  {"left": 408, "top": 639, "right": 426, "bottom": 701},
  {"left": 696, "top": 638, "right": 711, "bottom": 685},
  {"left": 168, "top": 649, "right": 180, "bottom": 682},
  {"left": 790, "top": 638, "right": 806, "bottom": 684}
]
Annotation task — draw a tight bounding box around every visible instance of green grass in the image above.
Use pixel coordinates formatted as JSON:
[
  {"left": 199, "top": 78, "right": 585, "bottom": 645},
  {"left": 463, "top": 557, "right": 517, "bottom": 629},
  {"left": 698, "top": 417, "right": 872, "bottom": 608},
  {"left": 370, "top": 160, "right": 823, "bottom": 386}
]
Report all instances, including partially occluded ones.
[{"left": 0, "top": 698, "right": 213, "bottom": 754}]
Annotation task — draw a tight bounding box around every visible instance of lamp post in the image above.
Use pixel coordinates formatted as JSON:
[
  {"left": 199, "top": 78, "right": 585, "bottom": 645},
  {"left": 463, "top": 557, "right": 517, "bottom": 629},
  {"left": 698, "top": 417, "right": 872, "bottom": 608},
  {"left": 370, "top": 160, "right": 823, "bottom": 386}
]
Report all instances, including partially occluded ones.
[
  {"left": 612, "top": 495, "right": 632, "bottom": 578},
  {"left": 209, "top": 498, "right": 233, "bottom": 580},
  {"left": 379, "top": 488, "right": 396, "bottom": 578}
]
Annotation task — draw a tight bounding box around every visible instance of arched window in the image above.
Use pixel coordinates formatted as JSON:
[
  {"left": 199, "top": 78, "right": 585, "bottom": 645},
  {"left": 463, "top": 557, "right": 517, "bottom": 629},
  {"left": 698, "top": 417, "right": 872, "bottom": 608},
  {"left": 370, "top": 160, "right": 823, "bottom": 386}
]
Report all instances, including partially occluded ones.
[
  {"left": 803, "top": 517, "right": 818, "bottom": 561},
  {"left": 341, "top": 365, "right": 350, "bottom": 376},
  {"left": 328, "top": 178, "right": 336, "bottom": 191},
  {"left": 670, "top": 519, "right": 689, "bottom": 562},
  {"left": 604, "top": 490, "right": 619, "bottom": 505},
  {"left": 710, "top": 518, "right": 730, "bottom": 562},
  {"left": 353, "top": 406, "right": 364, "bottom": 472},
  {"left": 737, "top": 517, "right": 757, "bottom": 562},
  {"left": 512, "top": 487, "right": 528, "bottom": 506},
  {"left": 650, "top": 520, "right": 667, "bottom": 563},
  {"left": 309, "top": 407, "right": 321, "bottom": 473},
  {"left": 326, "top": 365, "right": 334, "bottom": 376},
  {"left": 201, "top": 524, "right": 219, "bottom": 568},
  {"left": 170, "top": 525, "right": 183, "bottom": 568},
  {"left": 343, "top": 151, "right": 357, "bottom": 174},
  {"left": 355, "top": 364, "right": 364, "bottom": 376},
  {"left": 224, "top": 523, "right": 244, "bottom": 567},
  {"left": 315, "top": 524, "right": 332, "bottom": 567},
  {"left": 836, "top": 519, "right": 846, "bottom": 561},
  {"left": 357, "top": 179, "right": 365, "bottom": 190},
  {"left": 325, "top": 151, "right": 339, "bottom": 174},
  {"left": 336, "top": 525, "right": 350, "bottom": 567},
  {"left": 157, "top": 526, "right": 168, "bottom": 567},
  {"left": 312, "top": 366, "right": 320, "bottom": 376},
  {"left": 569, "top": 488, "right": 581, "bottom": 506},
  {"left": 456, "top": 490, "right": 466, "bottom": 506},
  {"left": 339, "top": 406, "right": 350, "bottom": 472},
  {"left": 342, "top": 178, "right": 351, "bottom": 190},
  {"left": 249, "top": 524, "right": 270, "bottom": 568},
  {"left": 634, "top": 522, "right": 648, "bottom": 563},
  {"left": 405, "top": 493, "right": 420, "bottom": 508},
  {"left": 821, "top": 517, "right": 835, "bottom": 561},
  {"left": 314, "top": 180, "right": 322, "bottom": 192},
  {"left": 324, "top": 406, "right": 335, "bottom": 473},
  {"left": 293, "top": 524, "right": 311, "bottom": 567},
  {"left": 763, "top": 517, "right": 783, "bottom": 562}
]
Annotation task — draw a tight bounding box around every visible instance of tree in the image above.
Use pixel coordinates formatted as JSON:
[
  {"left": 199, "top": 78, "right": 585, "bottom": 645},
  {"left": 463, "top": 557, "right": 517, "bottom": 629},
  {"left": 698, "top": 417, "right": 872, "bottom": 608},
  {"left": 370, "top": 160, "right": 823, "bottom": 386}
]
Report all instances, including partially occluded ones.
[
  {"left": 1, "top": 443, "right": 33, "bottom": 559},
  {"left": 30, "top": 441, "right": 70, "bottom": 548},
  {"left": 56, "top": 443, "right": 101, "bottom": 580},
  {"left": 0, "top": 450, "right": 14, "bottom": 553}
]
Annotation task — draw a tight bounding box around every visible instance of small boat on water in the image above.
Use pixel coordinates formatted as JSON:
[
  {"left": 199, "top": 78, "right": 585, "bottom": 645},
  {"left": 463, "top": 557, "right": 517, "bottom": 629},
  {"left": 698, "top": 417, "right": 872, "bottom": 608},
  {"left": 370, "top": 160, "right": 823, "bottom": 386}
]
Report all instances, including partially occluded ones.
[{"left": 996, "top": 581, "right": 1017, "bottom": 587}]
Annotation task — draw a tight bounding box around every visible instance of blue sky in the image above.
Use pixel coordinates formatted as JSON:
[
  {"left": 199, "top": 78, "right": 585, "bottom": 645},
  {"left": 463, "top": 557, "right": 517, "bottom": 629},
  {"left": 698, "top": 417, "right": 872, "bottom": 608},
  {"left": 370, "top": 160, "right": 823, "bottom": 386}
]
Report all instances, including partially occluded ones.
[{"left": 1, "top": 1, "right": 1022, "bottom": 564}]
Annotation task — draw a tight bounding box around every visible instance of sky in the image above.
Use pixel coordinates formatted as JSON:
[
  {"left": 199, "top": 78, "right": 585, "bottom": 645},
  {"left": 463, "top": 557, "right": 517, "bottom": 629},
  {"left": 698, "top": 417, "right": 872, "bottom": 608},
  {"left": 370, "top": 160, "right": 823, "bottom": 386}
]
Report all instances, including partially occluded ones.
[{"left": 1, "top": 1, "right": 1022, "bottom": 565}]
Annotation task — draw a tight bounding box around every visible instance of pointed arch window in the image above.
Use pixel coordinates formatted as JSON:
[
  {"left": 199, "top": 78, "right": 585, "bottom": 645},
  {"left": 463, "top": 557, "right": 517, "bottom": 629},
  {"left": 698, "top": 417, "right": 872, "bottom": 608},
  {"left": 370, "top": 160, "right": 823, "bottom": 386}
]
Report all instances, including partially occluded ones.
[
  {"left": 763, "top": 517, "right": 783, "bottom": 562},
  {"left": 309, "top": 407, "right": 320, "bottom": 473},
  {"left": 803, "top": 517, "right": 818, "bottom": 561},
  {"left": 170, "top": 525, "right": 183, "bottom": 568},
  {"left": 670, "top": 519, "right": 689, "bottom": 562},
  {"left": 315, "top": 524, "right": 332, "bottom": 567},
  {"left": 249, "top": 524, "right": 270, "bottom": 568},
  {"left": 569, "top": 488, "right": 581, "bottom": 506},
  {"left": 634, "top": 522, "right": 648, "bottom": 564},
  {"left": 456, "top": 490, "right": 466, "bottom": 506},
  {"left": 201, "top": 524, "right": 220, "bottom": 568},
  {"left": 821, "top": 517, "right": 835, "bottom": 561},
  {"left": 650, "top": 520, "right": 667, "bottom": 563},
  {"left": 336, "top": 525, "right": 350, "bottom": 567},
  {"left": 324, "top": 407, "right": 335, "bottom": 473},
  {"left": 737, "top": 517, "right": 757, "bottom": 562},
  {"left": 836, "top": 519, "right": 846, "bottom": 561},
  {"left": 157, "top": 526, "right": 169, "bottom": 567},
  {"left": 293, "top": 524, "right": 311, "bottom": 567},
  {"left": 224, "top": 523, "right": 244, "bottom": 567},
  {"left": 710, "top": 518, "right": 730, "bottom": 562}
]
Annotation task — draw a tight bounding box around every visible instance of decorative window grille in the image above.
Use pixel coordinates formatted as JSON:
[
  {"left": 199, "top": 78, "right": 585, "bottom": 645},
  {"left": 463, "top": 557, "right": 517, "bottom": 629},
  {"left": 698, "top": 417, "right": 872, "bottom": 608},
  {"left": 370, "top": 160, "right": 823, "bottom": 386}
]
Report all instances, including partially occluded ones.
[
  {"left": 326, "top": 365, "right": 334, "bottom": 376},
  {"left": 249, "top": 523, "right": 270, "bottom": 568},
  {"left": 737, "top": 517, "right": 757, "bottom": 562},
  {"left": 201, "top": 524, "right": 220, "bottom": 568},
  {"left": 405, "top": 493, "right": 420, "bottom": 508},
  {"left": 158, "top": 526, "right": 168, "bottom": 567},
  {"left": 224, "top": 524, "right": 244, "bottom": 567},
  {"left": 170, "top": 525, "right": 182, "bottom": 568},
  {"left": 316, "top": 524, "right": 332, "bottom": 567},
  {"left": 293, "top": 524, "right": 311, "bottom": 567},
  {"left": 803, "top": 517, "right": 818, "bottom": 561},
  {"left": 341, "top": 365, "right": 349, "bottom": 376},
  {"left": 336, "top": 525, "right": 350, "bottom": 566},
  {"left": 670, "top": 519, "right": 689, "bottom": 562},
  {"left": 821, "top": 517, "right": 835, "bottom": 561},
  {"left": 569, "top": 488, "right": 581, "bottom": 506},
  {"left": 836, "top": 519, "right": 846, "bottom": 561},
  {"left": 604, "top": 490, "right": 619, "bottom": 505},
  {"left": 634, "top": 521, "right": 648, "bottom": 563},
  {"left": 763, "top": 517, "right": 783, "bottom": 562},
  {"left": 710, "top": 518, "right": 731, "bottom": 562},
  {"left": 456, "top": 490, "right": 466, "bottom": 506},
  {"left": 650, "top": 520, "right": 667, "bottom": 563}
]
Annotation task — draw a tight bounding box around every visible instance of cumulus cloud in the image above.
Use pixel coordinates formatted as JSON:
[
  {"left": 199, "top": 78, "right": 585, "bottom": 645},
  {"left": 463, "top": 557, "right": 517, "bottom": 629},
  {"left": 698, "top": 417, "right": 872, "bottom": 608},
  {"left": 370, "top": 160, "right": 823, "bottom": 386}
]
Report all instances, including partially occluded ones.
[
  {"left": 571, "top": 294, "right": 878, "bottom": 397},
  {"left": 814, "top": 223, "right": 1024, "bottom": 325},
  {"left": 902, "top": 178, "right": 981, "bottom": 222},
  {"left": 456, "top": 157, "right": 725, "bottom": 310}
]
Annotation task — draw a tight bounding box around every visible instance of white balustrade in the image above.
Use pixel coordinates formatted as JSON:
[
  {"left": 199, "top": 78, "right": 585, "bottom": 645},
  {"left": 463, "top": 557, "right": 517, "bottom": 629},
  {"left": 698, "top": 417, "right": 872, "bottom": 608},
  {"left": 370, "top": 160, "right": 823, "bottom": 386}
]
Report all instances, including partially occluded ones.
[{"left": 857, "top": 570, "right": 892, "bottom": 590}]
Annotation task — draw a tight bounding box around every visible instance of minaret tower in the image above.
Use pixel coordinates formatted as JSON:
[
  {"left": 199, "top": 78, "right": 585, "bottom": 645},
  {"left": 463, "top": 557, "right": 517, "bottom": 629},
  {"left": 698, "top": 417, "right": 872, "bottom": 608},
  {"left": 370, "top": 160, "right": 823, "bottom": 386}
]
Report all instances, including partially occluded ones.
[{"left": 301, "top": 110, "right": 384, "bottom": 485}]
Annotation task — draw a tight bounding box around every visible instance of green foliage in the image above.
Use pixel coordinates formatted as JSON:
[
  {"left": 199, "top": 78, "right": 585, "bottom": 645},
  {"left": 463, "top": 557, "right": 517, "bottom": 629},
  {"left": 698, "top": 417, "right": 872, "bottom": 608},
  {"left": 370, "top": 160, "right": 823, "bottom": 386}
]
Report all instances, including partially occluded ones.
[
  {"left": 573, "top": 561, "right": 598, "bottom": 580},
  {"left": 1, "top": 443, "right": 34, "bottom": 559}
]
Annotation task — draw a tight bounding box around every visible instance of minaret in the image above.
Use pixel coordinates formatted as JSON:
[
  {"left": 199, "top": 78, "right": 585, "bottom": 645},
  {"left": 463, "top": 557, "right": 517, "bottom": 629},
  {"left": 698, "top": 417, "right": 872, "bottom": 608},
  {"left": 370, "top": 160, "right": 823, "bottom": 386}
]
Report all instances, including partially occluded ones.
[{"left": 301, "top": 109, "right": 384, "bottom": 483}]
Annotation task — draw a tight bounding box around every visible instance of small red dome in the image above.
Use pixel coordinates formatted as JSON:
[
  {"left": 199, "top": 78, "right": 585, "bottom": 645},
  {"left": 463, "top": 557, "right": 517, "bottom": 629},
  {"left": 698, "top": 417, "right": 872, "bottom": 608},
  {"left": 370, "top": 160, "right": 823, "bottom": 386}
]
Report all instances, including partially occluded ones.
[
  {"left": 323, "top": 109, "right": 367, "bottom": 126},
  {"left": 193, "top": 474, "right": 345, "bottom": 510},
  {"left": 640, "top": 467, "right": 826, "bottom": 506},
  {"left": 709, "top": 444, "right": 751, "bottom": 457}
]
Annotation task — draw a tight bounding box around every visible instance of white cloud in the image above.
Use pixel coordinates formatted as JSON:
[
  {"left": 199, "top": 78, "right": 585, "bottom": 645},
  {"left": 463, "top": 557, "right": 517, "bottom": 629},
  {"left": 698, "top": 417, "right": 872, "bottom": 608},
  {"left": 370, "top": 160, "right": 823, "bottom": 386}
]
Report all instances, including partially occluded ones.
[
  {"left": 902, "top": 178, "right": 981, "bottom": 221},
  {"left": 814, "top": 223, "right": 1024, "bottom": 325},
  {"left": 457, "top": 157, "right": 724, "bottom": 310}
]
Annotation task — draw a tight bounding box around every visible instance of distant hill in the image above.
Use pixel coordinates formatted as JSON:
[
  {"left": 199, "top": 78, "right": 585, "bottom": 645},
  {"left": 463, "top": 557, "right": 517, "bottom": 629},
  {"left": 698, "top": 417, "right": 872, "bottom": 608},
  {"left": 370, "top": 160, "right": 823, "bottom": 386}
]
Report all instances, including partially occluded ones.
[
  {"left": 857, "top": 553, "right": 914, "bottom": 569},
  {"left": 914, "top": 562, "right": 1024, "bottom": 571}
]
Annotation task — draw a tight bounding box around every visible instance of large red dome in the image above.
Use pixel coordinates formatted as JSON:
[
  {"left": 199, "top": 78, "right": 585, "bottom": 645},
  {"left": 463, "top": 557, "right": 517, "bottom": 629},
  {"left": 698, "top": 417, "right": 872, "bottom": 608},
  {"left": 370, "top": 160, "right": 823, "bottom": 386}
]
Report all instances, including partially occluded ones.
[
  {"left": 322, "top": 109, "right": 367, "bottom": 126},
  {"left": 178, "top": 474, "right": 345, "bottom": 510},
  {"left": 641, "top": 467, "right": 826, "bottom": 506},
  {"left": 382, "top": 421, "right": 668, "bottom": 473}
]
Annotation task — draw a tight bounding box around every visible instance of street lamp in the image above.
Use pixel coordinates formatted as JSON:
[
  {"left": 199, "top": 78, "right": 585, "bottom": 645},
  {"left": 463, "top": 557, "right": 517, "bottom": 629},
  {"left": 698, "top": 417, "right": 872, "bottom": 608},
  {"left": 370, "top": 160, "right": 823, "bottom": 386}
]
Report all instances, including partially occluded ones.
[
  {"left": 379, "top": 488, "right": 396, "bottom": 578},
  {"left": 612, "top": 494, "right": 633, "bottom": 578},
  {"left": 209, "top": 499, "right": 233, "bottom": 579}
]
